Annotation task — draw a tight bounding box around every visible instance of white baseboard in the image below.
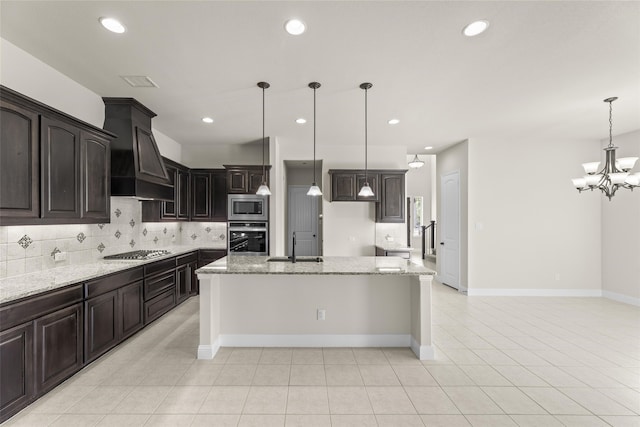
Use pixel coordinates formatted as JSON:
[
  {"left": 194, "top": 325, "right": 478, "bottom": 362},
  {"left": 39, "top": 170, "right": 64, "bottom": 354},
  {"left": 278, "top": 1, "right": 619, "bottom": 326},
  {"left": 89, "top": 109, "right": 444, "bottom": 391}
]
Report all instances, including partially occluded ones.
[
  {"left": 410, "top": 338, "right": 435, "bottom": 360},
  {"left": 466, "top": 288, "right": 603, "bottom": 297},
  {"left": 197, "top": 341, "right": 220, "bottom": 359},
  {"left": 219, "top": 334, "right": 412, "bottom": 348},
  {"left": 602, "top": 290, "right": 640, "bottom": 307}
]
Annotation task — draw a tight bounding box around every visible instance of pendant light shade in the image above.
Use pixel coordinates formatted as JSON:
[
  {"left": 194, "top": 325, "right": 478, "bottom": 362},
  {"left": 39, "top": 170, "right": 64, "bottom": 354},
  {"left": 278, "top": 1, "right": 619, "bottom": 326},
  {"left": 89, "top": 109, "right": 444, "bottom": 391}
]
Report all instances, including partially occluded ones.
[
  {"left": 358, "top": 82, "right": 374, "bottom": 197},
  {"left": 408, "top": 154, "right": 425, "bottom": 168},
  {"left": 307, "top": 82, "right": 322, "bottom": 196},
  {"left": 256, "top": 82, "right": 271, "bottom": 196}
]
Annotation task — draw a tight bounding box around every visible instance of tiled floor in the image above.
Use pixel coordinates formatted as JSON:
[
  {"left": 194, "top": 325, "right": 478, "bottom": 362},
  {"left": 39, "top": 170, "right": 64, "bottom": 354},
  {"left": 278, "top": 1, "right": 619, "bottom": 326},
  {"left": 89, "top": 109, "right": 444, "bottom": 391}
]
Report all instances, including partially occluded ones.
[{"left": 5, "top": 282, "right": 639, "bottom": 426}]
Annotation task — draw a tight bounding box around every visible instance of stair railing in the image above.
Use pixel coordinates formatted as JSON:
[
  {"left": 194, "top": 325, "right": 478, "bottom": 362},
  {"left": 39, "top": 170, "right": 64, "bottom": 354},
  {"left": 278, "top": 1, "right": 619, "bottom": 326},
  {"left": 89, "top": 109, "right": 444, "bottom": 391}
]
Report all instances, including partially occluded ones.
[{"left": 421, "top": 220, "right": 436, "bottom": 259}]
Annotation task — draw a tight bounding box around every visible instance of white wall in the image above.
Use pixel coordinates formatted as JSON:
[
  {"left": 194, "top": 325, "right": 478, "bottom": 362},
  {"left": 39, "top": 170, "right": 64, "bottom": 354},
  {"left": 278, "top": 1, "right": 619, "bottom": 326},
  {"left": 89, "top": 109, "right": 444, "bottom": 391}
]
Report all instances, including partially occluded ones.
[
  {"left": 467, "top": 136, "right": 602, "bottom": 295},
  {"left": 406, "top": 155, "right": 435, "bottom": 253},
  {"left": 182, "top": 143, "right": 264, "bottom": 168},
  {"left": 601, "top": 129, "right": 640, "bottom": 305},
  {"left": 436, "top": 140, "right": 469, "bottom": 290}
]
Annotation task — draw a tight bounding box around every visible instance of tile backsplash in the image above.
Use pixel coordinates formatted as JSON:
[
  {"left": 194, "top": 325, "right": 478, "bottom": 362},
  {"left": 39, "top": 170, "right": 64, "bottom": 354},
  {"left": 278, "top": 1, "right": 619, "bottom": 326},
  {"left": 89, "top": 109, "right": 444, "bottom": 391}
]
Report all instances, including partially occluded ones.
[{"left": 0, "top": 197, "right": 227, "bottom": 278}]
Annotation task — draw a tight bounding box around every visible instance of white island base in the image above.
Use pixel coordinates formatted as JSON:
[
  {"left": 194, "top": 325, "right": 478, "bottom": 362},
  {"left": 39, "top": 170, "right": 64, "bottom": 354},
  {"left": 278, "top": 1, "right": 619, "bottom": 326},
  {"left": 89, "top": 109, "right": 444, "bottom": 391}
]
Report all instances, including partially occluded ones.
[{"left": 197, "top": 258, "right": 434, "bottom": 360}]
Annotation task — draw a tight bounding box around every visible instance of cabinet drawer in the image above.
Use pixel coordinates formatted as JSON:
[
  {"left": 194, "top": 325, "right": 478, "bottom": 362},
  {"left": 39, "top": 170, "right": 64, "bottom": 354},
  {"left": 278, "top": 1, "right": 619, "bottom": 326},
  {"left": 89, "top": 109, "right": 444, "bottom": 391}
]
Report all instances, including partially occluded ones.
[
  {"left": 84, "top": 267, "right": 143, "bottom": 299},
  {"left": 144, "top": 288, "right": 175, "bottom": 324},
  {"left": 144, "top": 272, "right": 175, "bottom": 301},
  {"left": 176, "top": 251, "right": 197, "bottom": 266},
  {"left": 144, "top": 258, "right": 176, "bottom": 277}
]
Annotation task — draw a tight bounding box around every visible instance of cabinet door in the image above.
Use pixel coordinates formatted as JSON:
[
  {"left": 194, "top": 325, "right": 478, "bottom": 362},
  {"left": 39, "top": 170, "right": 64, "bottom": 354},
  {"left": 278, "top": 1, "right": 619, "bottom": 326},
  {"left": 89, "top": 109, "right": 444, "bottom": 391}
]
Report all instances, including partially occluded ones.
[
  {"left": 84, "top": 291, "right": 118, "bottom": 363},
  {"left": 191, "top": 172, "right": 211, "bottom": 219},
  {"left": 119, "top": 280, "right": 143, "bottom": 339},
  {"left": 189, "top": 260, "right": 199, "bottom": 296},
  {"left": 176, "top": 169, "right": 190, "bottom": 219},
  {"left": 34, "top": 303, "right": 83, "bottom": 394},
  {"left": 0, "top": 99, "right": 39, "bottom": 220},
  {"left": 376, "top": 173, "right": 405, "bottom": 223},
  {"left": 356, "top": 173, "right": 379, "bottom": 201},
  {"left": 0, "top": 322, "right": 33, "bottom": 423},
  {"left": 331, "top": 173, "right": 356, "bottom": 201},
  {"left": 211, "top": 169, "right": 227, "bottom": 221},
  {"left": 248, "top": 169, "right": 267, "bottom": 194},
  {"left": 162, "top": 165, "right": 178, "bottom": 219},
  {"left": 227, "top": 169, "right": 248, "bottom": 193},
  {"left": 41, "top": 116, "right": 81, "bottom": 219},
  {"left": 80, "top": 131, "right": 110, "bottom": 221},
  {"left": 176, "top": 265, "right": 189, "bottom": 303}
]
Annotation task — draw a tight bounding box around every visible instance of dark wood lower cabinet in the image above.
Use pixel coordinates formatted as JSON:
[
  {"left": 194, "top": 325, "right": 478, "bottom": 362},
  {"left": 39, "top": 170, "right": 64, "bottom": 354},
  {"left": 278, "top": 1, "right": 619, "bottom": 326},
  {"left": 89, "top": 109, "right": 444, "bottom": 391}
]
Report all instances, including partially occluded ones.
[
  {"left": 120, "top": 281, "right": 144, "bottom": 339},
  {"left": 189, "top": 260, "right": 199, "bottom": 295},
  {"left": 177, "top": 264, "right": 190, "bottom": 303},
  {"left": 84, "top": 291, "right": 118, "bottom": 363},
  {"left": 0, "top": 323, "right": 33, "bottom": 423},
  {"left": 34, "top": 303, "right": 83, "bottom": 395},
  {"left": 144, "top": 289, "right": 176, "bottom": 324}
]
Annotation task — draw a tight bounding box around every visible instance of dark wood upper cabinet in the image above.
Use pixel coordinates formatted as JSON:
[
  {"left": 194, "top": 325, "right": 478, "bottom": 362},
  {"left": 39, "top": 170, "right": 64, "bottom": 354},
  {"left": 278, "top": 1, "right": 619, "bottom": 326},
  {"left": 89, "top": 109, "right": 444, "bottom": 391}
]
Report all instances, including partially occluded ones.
[
  {"left": 190, "top": 170, "right": 211, "bottom": 219},
  {"left": 141, "top": 158, "right": 190, "bottom": 222},
  {"left": 227, "top": 169, "right": 248, "bottom": 193},
  {"left": 211, "top": 169, "right": 227, "bottom": 221},
  {"left": 0, "top": 86, "right": 113, "bottom": 225},
  {"left": 225, "top": 165, "right": 270, "bottom": 194},
  {"left": 329, "top": 169, "right": 380, "bottom": 202},
  {"left": 356, "top": 173, "right": 379, "bottom": 202},
  {"left": 162, "top": 165, "right": 178, "bottom": 219},
  {"left": 0, "top": 98, "right": 39, "bottom": 220},
  {"left": 176, "top": 168, "right": 190, "bottom": 219},
  {"left": 376, "top": 172, "right": 406, "bottom": 223}
]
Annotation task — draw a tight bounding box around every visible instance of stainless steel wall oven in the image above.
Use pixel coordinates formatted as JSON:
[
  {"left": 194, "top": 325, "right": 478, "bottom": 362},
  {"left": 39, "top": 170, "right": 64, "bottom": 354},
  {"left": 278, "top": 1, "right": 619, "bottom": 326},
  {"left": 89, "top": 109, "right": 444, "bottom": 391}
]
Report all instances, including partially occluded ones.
[{"left": 228, "top": 222, "right": 268, "bottom": 255}]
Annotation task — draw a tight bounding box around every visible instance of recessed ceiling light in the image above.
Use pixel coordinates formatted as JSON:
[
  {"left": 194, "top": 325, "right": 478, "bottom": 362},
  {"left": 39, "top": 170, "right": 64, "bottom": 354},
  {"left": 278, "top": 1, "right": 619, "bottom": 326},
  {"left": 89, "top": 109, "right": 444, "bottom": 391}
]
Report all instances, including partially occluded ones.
[
  {"left": 388, "top": 119, "right": 400, "bottom": 125},
  {"left": 285, "top": 19, "right": 306, "bottom": 35},
  {"left": 99, "top": 17, "right": 126, "bottom": 34},
  {"left": 296, "top": 118, "right": 307, "bottom": 124},
  {"left": 463, "top": 20, "right": 489, "bottom": 37},
  {"left": 202, "top": 117, "right": 214, "bottom": 124},
  {"left": 424, "top": 146, "right": 433, "bottom": 150}
]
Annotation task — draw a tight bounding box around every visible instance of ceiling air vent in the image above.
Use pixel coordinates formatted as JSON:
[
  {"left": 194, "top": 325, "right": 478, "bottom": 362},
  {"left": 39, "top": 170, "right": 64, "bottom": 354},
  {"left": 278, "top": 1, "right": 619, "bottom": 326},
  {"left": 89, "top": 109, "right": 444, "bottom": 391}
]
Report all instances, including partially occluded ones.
[{"left": 120, "top": 75, "right": 159, "bottom": 88}]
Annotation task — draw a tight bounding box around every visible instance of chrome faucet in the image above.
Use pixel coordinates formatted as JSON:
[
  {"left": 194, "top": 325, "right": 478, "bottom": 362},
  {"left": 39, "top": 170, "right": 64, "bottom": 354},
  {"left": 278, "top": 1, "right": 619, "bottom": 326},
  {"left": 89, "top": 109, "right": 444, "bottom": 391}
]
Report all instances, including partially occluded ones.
[{"left": 291, "top": 231, "right": 297, "bottom": 263}]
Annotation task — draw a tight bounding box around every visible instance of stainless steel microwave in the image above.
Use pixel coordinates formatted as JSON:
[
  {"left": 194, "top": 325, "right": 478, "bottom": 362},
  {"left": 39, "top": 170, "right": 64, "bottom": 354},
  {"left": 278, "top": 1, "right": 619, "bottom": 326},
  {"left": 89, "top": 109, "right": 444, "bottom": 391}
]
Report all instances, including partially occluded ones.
[{"left": 227, "top": 194, "right": 269, "bottom": 221}]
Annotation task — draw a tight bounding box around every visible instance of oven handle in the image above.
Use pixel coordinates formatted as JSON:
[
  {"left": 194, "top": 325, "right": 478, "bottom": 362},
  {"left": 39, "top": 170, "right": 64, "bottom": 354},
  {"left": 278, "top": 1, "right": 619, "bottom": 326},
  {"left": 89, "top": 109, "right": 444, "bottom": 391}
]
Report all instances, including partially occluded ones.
[{"left": 229, "top": 227, "right": 267, "bottom": 232}]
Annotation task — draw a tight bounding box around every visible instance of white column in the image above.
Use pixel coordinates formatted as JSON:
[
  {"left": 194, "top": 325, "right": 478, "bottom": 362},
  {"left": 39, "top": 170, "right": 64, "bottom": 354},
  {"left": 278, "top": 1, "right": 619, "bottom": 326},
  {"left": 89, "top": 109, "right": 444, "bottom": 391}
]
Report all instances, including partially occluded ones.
[
  {"left": 197, "top": 274, "right": 221, "bottom": 359},
  {"left": 410, "top": 274, "right": 434, "bottom": 360}
]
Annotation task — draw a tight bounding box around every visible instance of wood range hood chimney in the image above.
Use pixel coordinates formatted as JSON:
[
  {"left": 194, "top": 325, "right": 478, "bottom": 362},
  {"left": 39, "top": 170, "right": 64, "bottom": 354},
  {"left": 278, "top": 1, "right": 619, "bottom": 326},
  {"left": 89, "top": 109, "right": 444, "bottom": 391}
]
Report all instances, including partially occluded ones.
[{"left": 102, "top": 98, "right": 173, "bottom": 201}]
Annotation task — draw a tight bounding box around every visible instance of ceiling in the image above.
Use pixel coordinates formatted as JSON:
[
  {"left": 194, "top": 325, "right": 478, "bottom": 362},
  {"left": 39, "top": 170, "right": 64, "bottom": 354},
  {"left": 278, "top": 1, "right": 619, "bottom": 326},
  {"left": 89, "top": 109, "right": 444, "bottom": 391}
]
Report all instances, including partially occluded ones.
[{"left": 1, "top": 1, "right": 639, "bottom": 154}]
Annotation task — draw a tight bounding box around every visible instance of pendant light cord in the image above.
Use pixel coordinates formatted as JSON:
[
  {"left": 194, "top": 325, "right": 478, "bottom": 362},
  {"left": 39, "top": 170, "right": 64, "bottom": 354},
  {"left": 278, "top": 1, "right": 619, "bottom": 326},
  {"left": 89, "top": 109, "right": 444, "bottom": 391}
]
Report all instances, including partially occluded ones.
[
  {"left": 364, "top": 86, "right": 368, "bottom": 182},
  {"left": 608, "top": 99, "right": 613, "bottom": 148},
  {"left": 262, "top": 85, "right": 266, "bottom": 182},
  {"left": 313, "top": 85, "right": 317, "bottom": 185}
]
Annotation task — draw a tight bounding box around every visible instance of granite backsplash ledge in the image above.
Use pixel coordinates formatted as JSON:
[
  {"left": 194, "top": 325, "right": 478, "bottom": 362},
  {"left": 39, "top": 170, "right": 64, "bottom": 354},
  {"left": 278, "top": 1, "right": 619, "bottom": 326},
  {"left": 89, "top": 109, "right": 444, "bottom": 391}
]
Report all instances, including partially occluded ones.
[{"left": 0, "top": 197, "right": 227, "bottom": 279}]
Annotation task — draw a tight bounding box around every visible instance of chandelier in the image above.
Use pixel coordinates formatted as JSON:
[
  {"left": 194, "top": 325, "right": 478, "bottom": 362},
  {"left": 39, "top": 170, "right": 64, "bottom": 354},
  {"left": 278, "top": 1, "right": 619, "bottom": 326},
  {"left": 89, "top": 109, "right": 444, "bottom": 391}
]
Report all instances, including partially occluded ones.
[{"left": 572, "top": 97, "right": 639, "bottom": 200}]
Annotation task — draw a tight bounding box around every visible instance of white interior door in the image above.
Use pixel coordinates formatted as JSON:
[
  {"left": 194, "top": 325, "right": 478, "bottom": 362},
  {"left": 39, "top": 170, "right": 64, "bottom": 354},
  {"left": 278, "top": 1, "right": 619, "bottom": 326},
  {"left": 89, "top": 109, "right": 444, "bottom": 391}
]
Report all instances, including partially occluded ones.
[
  {"left": 288, "top": 185, "right": 319, "bottom": 256},
  {"left": 440, "top": 171, "right": 460, "bottom": 289}
]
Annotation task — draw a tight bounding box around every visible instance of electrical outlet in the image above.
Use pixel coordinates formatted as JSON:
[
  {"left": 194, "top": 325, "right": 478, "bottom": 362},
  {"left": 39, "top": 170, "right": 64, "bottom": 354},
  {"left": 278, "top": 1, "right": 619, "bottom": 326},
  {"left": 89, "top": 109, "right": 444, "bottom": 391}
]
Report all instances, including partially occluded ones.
[
  {"left": 54, "top": 251, "right": 67, "bottom": 262},
  {"left": 317, "top": 309, "right": 326, "bottom": 321}
]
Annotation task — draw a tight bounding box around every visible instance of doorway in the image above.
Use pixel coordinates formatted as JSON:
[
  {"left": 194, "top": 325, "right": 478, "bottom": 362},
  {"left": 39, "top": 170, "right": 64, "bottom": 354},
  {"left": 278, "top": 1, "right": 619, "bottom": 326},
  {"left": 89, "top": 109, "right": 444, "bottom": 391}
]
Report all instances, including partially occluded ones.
[
  {"left": 440, "top": 170, "right": 460, "bottom": 289},
  {"left": 288, "top": 185, "right": 320, "bottom": 256}
]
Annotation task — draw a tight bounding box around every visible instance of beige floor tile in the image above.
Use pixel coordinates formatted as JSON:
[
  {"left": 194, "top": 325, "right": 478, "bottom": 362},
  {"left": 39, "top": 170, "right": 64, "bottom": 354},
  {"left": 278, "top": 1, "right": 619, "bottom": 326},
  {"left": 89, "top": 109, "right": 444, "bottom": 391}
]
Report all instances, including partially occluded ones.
[
  {"left": 558, "top": 387, "right": 636, "bottom": 415},
  {"left": 481, "top": 386, "right": 546, "bottom": 415},
  {"left": 404, "top": 386, "right": 460, "bottom": 415},
  {"left": 214, "top": 364, "right": 257, "bottom": 386},
  {"left": 525, "top": 366, "right": 587, "bottom": 387},
  {"left": 420, "top": 414, "right": 471, "bottom": 426},
  {"left": 139, "top": 364, "right": 190, "bottom": 386},
  {"left": 285, "top": 414, "right": 331, "bottom": 426},
  {"left": 383, "top": 348, "right": 422, "bottom": 365},
  {"left": 154, "top": 386, "right": 210, "bottom": 414},
  {"left": 442, "top": 349, "right": 487, "bottom": 365},
  {"left": 3, "top": 413, "right": 60, "bottom": 427},
  {"left": 238, "top": 414, "right": 285, "bottom": 426},
  {"left": 492, "top": 366, "right": 547, "bottom": 387},
  {"left": 393, "top": 365, "right": 438, "bottom": 386},
  {"left": 199, "top": 386, "right": 250, "bottom": 414},
  {"left": 49, "top": 414, "right": 103, "bottom": 426},
  {"left": 597, "top": 387, "right": 640, "bottom": 413},
  {"left": 190, "top": 414, "right": 240, "bottom": 426},
  {"left": 426, "top": 365, "right": 475, "bottom": 386},
  {"left": 227, "top": 348, "right": 263, "bottom": 364},
  {"left": 473, "top": 350, "right": 518, "bottom": 366},
  {"left": 464, "top": 414, "right": 518, "bottom": 426},
  {"left": 330, "top": 414, "right": 378, "bottom": 426},
  {"left": 95, "top": 414, "right": 150, "bottom": 426},
  {"left": 353, "top": 348, "right": 389, "bottom": 364},
  {"left": 260, "top": 348, "right": 293, "bottom": 364},
  {"left": 323, "top": 348, "right": 356, "bottom": 364},
  {"left": 112, "top": 385, "right": 172, "bottom": 414},
  {"left": 292, "top": 348, "right": 324, "bottom": 364},
  {"left": 509, "top": 415, "right": 564, "bottom": 427},
  {"left": 376, "top": 414, "right": 425, "bottom": 426},
  {"left": 458, "top": 365, "right": 511, "bottom": 386},
  {"left": 177, "top": 363, "right": 223, "bottom": 386},
  {"left": 600, "top": 416, "right": 640, "bottom": 427},
  {"left": 442, "top": 387, "right": 503, "bottom": 415},
  {"left": 28, "top": 385, "right": 96, "bottom": 414},
  {"left": 286, "top": 386, "right": 329, "bottom": 414},
  {"left": 243, "top": 386, "right": 288, "bottom": 414},
  {"left": 366, "top": 386, "right": 416, "bottom": 415},
  {"left": 358, "top": 364, "right": 400, "bottom": 386},
  {"left": 519, "top": 387, "right": 589, "bottom": 415},
  {"left": 327, "top": 386, "right": 373, "bottom": 414},
  {"left": 325, "top": 364, "right": 364, "bottom": 386},
  {"left": 553, "top": 415, "right": 611, "bottom": 426},
  {"left": 252, "top": 364, "right": 291, "bottom": 386},
  {"left": 289, "top": 364, "right": 326, "bottom": 385},
  {"left": 501, "top": 349, "right": 552, "bottom": 366},
  {"left": 144, "top": 414, "right": 195, "bottom": 426},
  {"left": 66, "top": 386, "right": 133, "bottom": 414}
]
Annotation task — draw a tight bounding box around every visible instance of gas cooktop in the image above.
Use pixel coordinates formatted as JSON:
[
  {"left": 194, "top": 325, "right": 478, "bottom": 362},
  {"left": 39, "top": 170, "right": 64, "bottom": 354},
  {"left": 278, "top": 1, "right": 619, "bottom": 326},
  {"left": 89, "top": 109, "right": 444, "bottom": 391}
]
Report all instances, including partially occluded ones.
[{"left": 103, "top": 249, "right": 171, "bottom": 260}]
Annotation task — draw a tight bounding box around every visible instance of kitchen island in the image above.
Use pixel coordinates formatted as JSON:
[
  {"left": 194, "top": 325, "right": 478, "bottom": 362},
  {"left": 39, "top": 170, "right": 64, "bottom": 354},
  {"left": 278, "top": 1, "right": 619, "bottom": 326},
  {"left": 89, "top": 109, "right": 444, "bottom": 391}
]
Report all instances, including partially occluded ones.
[{"left": 196, "top": 256, "right": 436, "bottom": 360}]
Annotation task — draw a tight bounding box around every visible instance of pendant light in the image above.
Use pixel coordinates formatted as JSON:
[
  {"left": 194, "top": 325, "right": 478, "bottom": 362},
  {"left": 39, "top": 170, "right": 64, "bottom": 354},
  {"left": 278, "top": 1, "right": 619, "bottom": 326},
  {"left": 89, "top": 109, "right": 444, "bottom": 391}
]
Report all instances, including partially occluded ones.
[
  {"left": 256, "top": 81, "right": 271, "bottom": 196},
  {"left": 307, "top": 82, "right": 322, "bottom": 196},
  {"left": 358, "top": 83, "right": 374, "bottom": 197},
  {"left": 408, "top": 154, "right": 425, "bottom": 168}
]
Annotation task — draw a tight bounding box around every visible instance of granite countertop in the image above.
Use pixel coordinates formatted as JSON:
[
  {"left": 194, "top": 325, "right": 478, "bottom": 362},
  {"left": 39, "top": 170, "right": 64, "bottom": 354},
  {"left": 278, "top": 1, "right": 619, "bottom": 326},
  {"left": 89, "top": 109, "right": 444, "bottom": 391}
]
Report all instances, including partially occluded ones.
[
  {"left": 197, "top": 255, "right": 435, "bottom": 276},
  {"left": 0, "top": 244, "right": 225, "bottom": 304}
]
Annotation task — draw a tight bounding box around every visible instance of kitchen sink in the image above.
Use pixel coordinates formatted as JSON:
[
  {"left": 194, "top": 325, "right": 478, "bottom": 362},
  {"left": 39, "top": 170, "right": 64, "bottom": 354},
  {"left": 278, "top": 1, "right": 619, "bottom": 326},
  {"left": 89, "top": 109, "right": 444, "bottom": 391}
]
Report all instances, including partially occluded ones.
[{"left": 267, "top": 256, "right": 323, "bottom": 263}]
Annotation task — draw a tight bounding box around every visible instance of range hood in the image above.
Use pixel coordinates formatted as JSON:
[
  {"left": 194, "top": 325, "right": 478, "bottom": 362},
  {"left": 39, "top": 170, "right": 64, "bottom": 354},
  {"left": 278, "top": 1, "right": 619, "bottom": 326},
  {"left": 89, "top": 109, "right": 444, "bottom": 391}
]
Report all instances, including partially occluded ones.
[{"left": 103, "top": 98, "right": 173, "bottom": 201}]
